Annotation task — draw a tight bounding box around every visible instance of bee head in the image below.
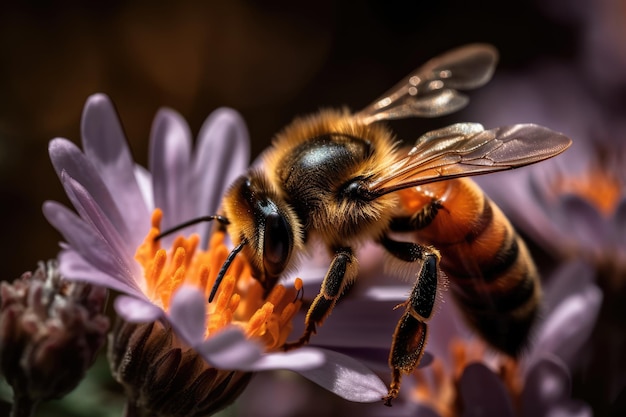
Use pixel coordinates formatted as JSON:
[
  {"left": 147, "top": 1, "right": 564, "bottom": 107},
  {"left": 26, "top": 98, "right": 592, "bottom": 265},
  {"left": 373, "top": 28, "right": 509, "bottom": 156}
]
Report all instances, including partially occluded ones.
[{"left": 222, "top": 171, "right": 303, "bottom": 294}]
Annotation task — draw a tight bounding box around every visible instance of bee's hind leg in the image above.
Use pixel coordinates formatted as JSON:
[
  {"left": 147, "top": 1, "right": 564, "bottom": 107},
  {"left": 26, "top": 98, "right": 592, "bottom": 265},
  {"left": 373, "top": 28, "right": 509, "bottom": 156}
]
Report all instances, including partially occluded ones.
[
  {"left": 379, "top": 235, "right": 442, "bottom": 406},
  {"left": 389, "top": 197, "right": 445, "bottom": 231}
]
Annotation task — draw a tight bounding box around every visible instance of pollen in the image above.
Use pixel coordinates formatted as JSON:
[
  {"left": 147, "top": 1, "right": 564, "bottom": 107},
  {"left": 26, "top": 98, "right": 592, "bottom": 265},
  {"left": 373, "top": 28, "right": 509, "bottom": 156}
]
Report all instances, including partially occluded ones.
[{"left": 134, "top": 208, "right": 303, "bottom": 352}]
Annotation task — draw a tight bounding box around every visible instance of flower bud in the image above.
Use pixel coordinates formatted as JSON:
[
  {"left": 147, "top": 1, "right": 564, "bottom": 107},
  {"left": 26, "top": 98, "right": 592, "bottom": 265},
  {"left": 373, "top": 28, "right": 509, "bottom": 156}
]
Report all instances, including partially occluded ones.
[
  {"left": 109, "top": 319, "right": 252, "bottom": 417},
  {"left": 0, "top": 260, "right": 109, "bottom": 413}
]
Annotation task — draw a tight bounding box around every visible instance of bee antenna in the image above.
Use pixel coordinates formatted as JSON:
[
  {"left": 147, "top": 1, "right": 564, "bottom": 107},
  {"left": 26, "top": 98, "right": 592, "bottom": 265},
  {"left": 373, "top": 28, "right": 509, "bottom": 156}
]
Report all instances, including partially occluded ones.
[
  {"left": 208, "top": 238, "right": 248, "bottom": 303},
  {"left": 153, "top": 215, "right": 230, "bottom": 241}
]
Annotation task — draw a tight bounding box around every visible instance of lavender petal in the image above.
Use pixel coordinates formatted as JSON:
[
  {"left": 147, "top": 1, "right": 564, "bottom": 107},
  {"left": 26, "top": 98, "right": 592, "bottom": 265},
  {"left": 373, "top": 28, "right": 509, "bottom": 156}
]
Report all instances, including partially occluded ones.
[
  {"left": 49, "top": 138, "right": 132, "bottom": 243},
  {"left": 191, "top": 108, "right": 250, "bottom": 245},
  {"left": 114, "top": 295, "right": 164, "bottom": 323},
  {"left": 168, "top": 285, "right": 207, "bottom": 346},
  {"left": 459, "top": 363, "right": 515, "bottom": 417},
  {"left": 295, "top": 348, "right": 388, "bottom": 402},
  {"left": 81, "top": 93, "right": 150, "bottom": 246},
  {"left": 149, "top": 108, "right": 193, "bottom": 240}
]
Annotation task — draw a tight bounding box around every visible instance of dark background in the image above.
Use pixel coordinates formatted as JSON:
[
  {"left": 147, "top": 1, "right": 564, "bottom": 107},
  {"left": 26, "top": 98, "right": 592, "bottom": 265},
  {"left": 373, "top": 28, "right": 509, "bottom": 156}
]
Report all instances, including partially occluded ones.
[{"left": 0, "top": 0, "right": 577, "bottom": 280}]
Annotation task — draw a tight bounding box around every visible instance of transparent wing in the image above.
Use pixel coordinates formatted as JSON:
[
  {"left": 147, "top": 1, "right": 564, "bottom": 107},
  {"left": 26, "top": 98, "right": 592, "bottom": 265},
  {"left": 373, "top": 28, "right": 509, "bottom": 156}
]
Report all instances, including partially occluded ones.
[
  {"left": 367, "top": 123, "right": 572, "bottom": 197},
  {"left": 354, "top": 43, "right": 498, "bottom": 124}
]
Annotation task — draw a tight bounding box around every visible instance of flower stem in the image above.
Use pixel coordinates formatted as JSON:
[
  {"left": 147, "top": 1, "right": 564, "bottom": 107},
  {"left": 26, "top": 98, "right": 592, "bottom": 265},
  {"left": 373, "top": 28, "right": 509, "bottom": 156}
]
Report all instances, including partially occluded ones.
[
  {"left": 123, "top": 401, "right": 143, "bottom": 417},
  {"left": 10, "top": 395, "right": 38, "bottom": 417}
]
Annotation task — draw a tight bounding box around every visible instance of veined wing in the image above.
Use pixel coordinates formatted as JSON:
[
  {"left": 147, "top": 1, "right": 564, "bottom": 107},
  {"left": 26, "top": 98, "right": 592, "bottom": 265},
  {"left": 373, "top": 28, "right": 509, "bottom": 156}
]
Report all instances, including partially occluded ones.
[
  {"left": 354, "top": 43, "right": 498, "bottom": 124},
  {"left": 367, "top": 123, "right": 572, "bottom": 197}
]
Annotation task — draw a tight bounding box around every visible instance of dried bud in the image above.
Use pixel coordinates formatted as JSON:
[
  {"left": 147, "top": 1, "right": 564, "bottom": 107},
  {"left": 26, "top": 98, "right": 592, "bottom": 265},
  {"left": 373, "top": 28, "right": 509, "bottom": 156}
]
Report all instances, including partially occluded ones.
[
  {"left": 0, "top": 260, "right": 109, "bottom": 414},
  {"left": 109, "top": 319, "right": 252, "bottom": 417}
]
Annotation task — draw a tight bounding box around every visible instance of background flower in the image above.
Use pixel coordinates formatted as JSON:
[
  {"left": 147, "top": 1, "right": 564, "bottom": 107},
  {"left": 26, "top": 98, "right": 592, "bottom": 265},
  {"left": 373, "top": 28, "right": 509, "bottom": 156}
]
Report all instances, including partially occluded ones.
[{"left": 464, "top": 1, "right": 626, "bottom": 412}]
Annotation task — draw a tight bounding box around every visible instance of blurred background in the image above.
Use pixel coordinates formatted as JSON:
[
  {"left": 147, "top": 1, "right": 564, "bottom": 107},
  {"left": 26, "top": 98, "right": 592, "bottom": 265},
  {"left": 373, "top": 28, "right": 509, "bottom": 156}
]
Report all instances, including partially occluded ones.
[
  {"left": 3, "top": 0, "right": 625, "bottom": 416},
  {"left": 0, "top": 0, "right": 579, "bottom": 280}
]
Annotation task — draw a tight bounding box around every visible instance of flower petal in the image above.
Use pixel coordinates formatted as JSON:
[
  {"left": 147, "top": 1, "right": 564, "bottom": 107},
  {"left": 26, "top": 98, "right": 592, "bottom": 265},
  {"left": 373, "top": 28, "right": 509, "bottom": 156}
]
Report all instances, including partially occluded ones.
[
  {"left": 149, "top": 108, "right": 193, "bottom": 236},
  {"left": 191, "top": 108, "right": 250, "bottom": 245},
  {"left": 531, "top": 276, "right": 602, "bottom": 368},
  {"left": 459, "top": 363, "right": 515, "bottom": 417},
  {"left": 60, "top": 172, "right": 138, "bottom": 276},
  {"left": 544, "top": 402, "right": 593, "bottom": 417},
  {"left": 196, "top": 326, "right": 263, "bottom": 369},
  {"left": 521, "top": 355, "right": 571, "bottom": 417},
  {"left": 168, "top": 285, "right": 207, "bottom": 346},
  {"left": 295, "top": 348, "right": 388, "bottom": 403},
  {"left": 57, "top": 250, "right": 144, "bottom": 299},
  {"left": 478, "top": 169, "right": 562, "bottom": 254},
  {"left": 613, "top": 197, "right": 626, "bottom": 249},
  {"left": 114, "top": 295, "right": 163, "bottom": 322},
  {"left": 554, "top": 193, "right": 610, "bottom": 251},
  {"left": 134, "top": 164, "right": 154, "bottom": 211},
  {"left": 543, "top": 259, "right": 596, "bottom": 316},
  {"left": 43, "top": 200, "right": 143, "bottom": 292},
  {"left": 48, "top": 138, "right": 133, "bottom": 244},
  {"left": 80, "top": 93, "right": 150, "bottom": 245},
  {"left": 290, "top": 298, "right": 404, "bottom": 349},
  {"left": 413, "top": 405, "right": 443, "bottom": 417},
  {"left": 244, "top": 348, "right": 325, "bottom": 372}
]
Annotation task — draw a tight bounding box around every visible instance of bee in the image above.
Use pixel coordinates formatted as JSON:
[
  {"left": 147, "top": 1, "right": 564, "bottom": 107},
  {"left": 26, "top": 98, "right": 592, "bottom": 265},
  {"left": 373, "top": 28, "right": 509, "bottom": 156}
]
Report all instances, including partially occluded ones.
[{"left": 158, "top": 43, "right": 572, "bottom": 405}]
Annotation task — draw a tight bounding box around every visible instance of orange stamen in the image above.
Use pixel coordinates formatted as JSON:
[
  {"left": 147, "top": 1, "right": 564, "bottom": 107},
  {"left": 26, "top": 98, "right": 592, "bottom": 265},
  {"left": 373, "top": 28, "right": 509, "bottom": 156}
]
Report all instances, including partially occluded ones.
[
  {"left": 553, "top": 168, "right": 622, "bottom": 216},
  {"left": 246, "top": 302, "right": 274, "bottom": 338},
  {"left": 134, "top": 209, "right": 303, "bottom": 352},
  {"left": 410, "top": 338, "right": 525, "bottom": 417},
  {"left": 146, "top": 249, "right": 167, "bottom": 300}
]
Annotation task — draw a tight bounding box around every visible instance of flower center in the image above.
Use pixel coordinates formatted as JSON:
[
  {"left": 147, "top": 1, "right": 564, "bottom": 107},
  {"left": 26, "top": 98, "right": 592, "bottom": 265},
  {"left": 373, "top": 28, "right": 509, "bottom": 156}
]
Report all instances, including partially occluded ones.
[
  {"left": 134, "top": 209, "right": 302, "bottom": 351},
  {"left": 411, "top": 338, "right": 522, "bottom": 417},
  {"left": 552, "top": 167, "right": 622, "bottom": 217}
]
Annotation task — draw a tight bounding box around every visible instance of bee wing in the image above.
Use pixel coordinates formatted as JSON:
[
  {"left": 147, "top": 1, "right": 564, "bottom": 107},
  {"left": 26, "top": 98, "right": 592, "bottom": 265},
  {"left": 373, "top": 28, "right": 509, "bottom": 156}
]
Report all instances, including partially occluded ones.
[
  {"left": 354, "top": 43, "right": 498, "bottom": 124},
  {"left": 368, "top": 123, "right": 572, "bottom": 197}
]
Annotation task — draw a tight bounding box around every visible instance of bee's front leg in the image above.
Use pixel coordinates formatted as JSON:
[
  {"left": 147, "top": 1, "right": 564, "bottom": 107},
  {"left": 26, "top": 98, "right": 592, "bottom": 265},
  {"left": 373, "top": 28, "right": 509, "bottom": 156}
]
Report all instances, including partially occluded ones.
[
  {"left": 379, "top": 235, "right": 442, "bottom": 406},
  {"left": 282, "top": 247, "right": 357, "bottom": 350}
]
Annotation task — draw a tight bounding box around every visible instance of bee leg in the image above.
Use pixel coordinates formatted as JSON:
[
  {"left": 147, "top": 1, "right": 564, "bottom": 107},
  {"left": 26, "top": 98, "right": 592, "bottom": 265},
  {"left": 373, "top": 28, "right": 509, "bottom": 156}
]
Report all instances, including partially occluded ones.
[
  {"left": 389, "top": 198, "right": 444, "bottom": 231},
  {"left": 282, "top": 247, "right": 356, "bottom": 350},
  {"left": 379, "top": 235, "right": 441, "bottom": 406}
]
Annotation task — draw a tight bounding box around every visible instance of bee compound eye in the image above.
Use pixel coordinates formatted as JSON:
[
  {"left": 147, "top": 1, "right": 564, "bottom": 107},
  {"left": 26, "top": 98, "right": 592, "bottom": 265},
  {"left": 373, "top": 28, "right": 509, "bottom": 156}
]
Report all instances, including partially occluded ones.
[{"left": 263, "top": 211, "right": 292, "bottom": 276}]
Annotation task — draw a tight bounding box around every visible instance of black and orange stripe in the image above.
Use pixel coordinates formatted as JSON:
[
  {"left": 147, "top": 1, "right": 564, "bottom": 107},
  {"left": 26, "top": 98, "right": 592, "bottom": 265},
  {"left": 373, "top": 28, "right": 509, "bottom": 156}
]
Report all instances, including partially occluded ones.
[{"left": 397, "top": 177, "right": 540, "bottom": 357}]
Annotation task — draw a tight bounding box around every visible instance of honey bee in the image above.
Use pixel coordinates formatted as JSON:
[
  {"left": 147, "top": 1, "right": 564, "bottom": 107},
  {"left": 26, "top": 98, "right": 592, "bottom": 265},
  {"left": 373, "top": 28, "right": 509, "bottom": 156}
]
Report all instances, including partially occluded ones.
[{"left": 158, "top": 44, "right": 572, "bottom": 405}]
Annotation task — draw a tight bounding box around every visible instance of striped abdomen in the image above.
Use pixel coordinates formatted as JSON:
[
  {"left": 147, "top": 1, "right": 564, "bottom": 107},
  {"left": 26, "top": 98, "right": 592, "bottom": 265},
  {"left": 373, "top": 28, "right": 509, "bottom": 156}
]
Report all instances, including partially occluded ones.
[{"left": 398, "top": 177, "right": 541, "bottom": 356}]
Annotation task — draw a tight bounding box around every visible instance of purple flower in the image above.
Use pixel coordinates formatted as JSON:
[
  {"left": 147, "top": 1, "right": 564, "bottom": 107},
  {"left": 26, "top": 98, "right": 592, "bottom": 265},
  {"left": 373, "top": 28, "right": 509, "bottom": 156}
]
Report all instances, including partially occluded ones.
[
  {"left": 464, "top": 37, "right": 626, "bottom": 414},
  {"left": 472, "top": 136, "right": 626, "bottom": 267},
  {"left": 233, "top": 257, "right": 600, "bottom": 417},
  {"left": 394, "top": 258, "right": 599, "bottom": 417},
  {"left": 469, "top": 132, "right": 626, "bottom": 415},
  {"left": 43, "top": 94, "right": 388, "bottom": 414}
]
